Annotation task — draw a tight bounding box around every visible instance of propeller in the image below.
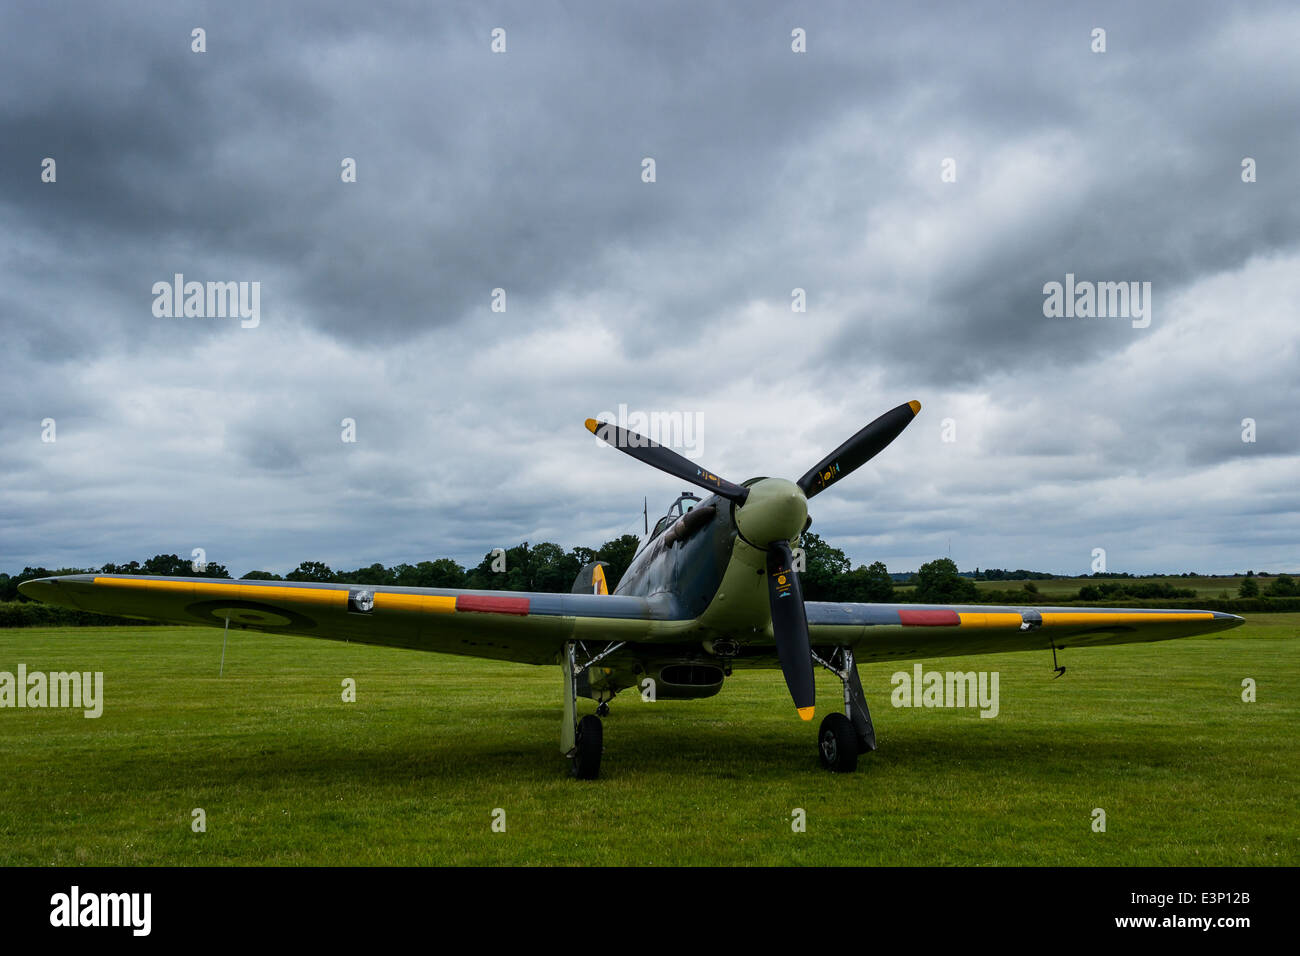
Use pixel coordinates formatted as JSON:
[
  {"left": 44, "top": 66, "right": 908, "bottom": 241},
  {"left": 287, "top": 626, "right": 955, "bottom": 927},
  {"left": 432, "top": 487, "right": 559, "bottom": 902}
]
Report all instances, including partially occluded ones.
[
  {"left": 585, "top": 419, "right": 749, "bottom": 503},
  {"left": 585, "top": 400, "right": 921, "bottom": 720},
  {"left": 766, "top": 540, "right": 816, "bottom": 719},
  {"left": 796, "top": 401, "right": 921, "bottom": 498}
]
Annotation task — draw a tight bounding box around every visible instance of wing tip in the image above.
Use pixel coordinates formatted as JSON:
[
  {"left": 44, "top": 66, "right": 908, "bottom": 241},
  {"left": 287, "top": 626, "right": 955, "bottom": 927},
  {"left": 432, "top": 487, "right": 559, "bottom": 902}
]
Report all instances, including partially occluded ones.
[
  {"left": 907, "top": 399, "right": 922, "bottom": 415},
  {"left": 15, "top": 577, "right": 43, "bottom": 600}
]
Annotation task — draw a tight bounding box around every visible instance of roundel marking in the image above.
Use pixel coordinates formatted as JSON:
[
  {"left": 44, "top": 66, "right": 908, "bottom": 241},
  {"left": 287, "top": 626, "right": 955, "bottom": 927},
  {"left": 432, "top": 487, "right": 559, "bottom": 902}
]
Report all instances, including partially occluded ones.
[{"left": 186, "top": 599, "right": 317, "bottom": 630}]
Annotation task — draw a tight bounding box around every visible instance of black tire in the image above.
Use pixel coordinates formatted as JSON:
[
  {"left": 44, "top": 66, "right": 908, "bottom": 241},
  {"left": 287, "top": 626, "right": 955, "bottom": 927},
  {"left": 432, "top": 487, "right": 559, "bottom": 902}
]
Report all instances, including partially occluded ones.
[
  {"left": 571, "top": 714, "right": 603, "bottom": 780},
  {"left": 818, "top": 712, "right": 858, "bottom": 773}
]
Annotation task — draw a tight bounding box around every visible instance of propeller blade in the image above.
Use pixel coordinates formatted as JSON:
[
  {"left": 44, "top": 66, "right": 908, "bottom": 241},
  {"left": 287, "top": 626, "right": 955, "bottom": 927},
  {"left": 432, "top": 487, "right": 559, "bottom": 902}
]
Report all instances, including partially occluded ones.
[
  {"left": 796, "top": 400, "right": 921, "bottom": 499},
  {"left": 585, "top": 418, "right": 749, "bottom": 503},
  {"left": 765, "top": 539, "right": 815, "bottom": 720}
]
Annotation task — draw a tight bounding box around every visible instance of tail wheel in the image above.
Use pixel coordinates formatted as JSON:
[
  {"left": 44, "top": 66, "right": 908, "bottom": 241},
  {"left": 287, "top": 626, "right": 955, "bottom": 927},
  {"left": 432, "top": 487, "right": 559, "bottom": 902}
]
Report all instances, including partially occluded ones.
[
  {"left": 818, "top": 712, "right": 858, "bottom": 773},
  {"left": 571, "top": 714, "right": 603, "bottom": 780}
]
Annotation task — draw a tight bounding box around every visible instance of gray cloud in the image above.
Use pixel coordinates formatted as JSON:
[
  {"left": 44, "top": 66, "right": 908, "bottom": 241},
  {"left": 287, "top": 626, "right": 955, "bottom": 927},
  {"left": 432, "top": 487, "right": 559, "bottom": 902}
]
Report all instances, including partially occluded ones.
[{"left": 2, "top": 0, "right": 1297, "bottom": 578}]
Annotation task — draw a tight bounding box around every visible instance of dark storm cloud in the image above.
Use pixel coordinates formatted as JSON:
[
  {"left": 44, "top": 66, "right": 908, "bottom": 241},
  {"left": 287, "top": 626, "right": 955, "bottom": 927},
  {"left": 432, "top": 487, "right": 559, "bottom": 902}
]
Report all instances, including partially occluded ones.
[{"left": 2, "top": 0, "right": 1297, "bottom": 576}]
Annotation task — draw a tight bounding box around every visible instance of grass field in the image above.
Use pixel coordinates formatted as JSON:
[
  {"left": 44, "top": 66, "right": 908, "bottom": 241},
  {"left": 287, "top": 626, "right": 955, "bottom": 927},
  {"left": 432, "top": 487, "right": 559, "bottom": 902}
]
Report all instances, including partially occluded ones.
[{"left": 1, "top": 616, "right": 1297, "bottom": 866}]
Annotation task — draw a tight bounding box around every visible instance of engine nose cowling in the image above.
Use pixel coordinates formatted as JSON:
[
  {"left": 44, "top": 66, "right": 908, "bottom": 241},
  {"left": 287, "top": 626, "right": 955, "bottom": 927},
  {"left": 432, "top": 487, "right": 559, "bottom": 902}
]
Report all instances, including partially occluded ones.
[{"left": 733, "top": 477, "right": 808, "bottom": 548}]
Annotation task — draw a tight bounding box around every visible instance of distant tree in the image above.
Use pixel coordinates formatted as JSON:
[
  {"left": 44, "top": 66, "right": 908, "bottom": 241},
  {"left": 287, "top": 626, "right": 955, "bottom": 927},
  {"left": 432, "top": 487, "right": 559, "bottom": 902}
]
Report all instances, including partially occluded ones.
[
  {"left": 984, "top": 568, "right": 1056, "bottom": 581},
  {"left": 528, "top": 542, "right": 581, "bottom": 592},
  {"left": 286, "top": 561, "right": 336, "bottom": 582},
  {"left": 240, "top": 570, "right": 283, "bottom": 581},
  {"left": 1118, "top": 581, "right": 1196, "bottom": 599},
  {"left": 141, "top": 554, "right": 192, "bottom": 576},
  {"left": 1023, "top": 581, "right": 1039, "bottom": 594},
  {"left": 1238, "top": 577, "right": 1260, "bottom": 598},
  {"left": 595, "top": 534, "right": 641, "bottom": 591},
  {"left": 425, "top": 558, "right": 467, "bottom": 588},
  {"left": 465, "top": 542, "right": 533, "bottom": 591},
  {"left": 336, "top": 563, "right": 393, "bottom": 586},
  {"left": 913, "top": 558, "right": 978, "bottom": 603},
  {"left": 843, "top": 560, "right": 893, "bottom": 602},
  {"left": 465, "top": 550, "right": 503, "bottom": 591},
  {"left": 95, "top": 554, "right": 229, "bottom": 578},
  {"left": 797, "top": 531, "right": 851, "bottom": 601},
  {"left": 391, "top": 559, "right": 465, "bottom": 589},
  {"left": 1265, "top": 574, "right": 1296, "bottom": 597}
]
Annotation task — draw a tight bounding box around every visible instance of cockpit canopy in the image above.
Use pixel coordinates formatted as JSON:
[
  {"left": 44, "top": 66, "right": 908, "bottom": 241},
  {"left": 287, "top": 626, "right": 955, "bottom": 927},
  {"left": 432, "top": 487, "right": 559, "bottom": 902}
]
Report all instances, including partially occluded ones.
[
  {"left": 669, "top": 491, "right": 701, "bottom": 517},
  {"left": 647, "top": 492, "right": 703, "bottom": 542}
]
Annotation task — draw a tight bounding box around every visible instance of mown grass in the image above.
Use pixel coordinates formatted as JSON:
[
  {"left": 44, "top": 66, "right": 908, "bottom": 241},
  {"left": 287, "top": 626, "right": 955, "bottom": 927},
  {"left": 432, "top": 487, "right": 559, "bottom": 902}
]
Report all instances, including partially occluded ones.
[{"left": 0, "top": 615, "right": 1296, "bottom": 866}]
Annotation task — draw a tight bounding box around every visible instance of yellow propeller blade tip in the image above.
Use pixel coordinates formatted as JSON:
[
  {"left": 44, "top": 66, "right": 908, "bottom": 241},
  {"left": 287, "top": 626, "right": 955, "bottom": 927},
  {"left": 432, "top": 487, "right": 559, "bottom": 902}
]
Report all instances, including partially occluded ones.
[
  {"left": 908, "top": 400, "right": 922, "bottom": 415},
  {"left": 797, "top": 706, "right": 815, "bottom": 721},
  {"left": 584, "top": 418, "right": 600, "bottom": 434}
]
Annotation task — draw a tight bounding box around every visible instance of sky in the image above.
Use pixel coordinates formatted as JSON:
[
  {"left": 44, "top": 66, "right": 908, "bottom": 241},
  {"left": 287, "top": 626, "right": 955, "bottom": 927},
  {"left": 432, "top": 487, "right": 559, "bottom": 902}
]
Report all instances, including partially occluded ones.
[{"left": 2, "top": 0, "right": 1297, "bottom": 578}]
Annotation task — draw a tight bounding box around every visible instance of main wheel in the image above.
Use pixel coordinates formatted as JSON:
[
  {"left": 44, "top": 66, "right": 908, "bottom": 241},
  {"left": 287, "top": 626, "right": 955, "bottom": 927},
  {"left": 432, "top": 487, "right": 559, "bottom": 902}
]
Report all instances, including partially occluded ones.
[
  {"left": 818, "top": 712, "right": 858, "bottom": 773},
  {"left": 571, "top": 714, "right": 603, "bottom": 780}
]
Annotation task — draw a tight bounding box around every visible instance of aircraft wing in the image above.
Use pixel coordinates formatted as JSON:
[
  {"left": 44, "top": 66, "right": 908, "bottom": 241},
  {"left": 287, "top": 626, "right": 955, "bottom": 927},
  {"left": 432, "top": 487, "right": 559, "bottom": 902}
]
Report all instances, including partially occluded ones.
[
  {"left": 17, "top": 574, "right": 698, "bottom": 665},
  {"left": 805, "top": 602, "right": 1244, "bottom": 664}
]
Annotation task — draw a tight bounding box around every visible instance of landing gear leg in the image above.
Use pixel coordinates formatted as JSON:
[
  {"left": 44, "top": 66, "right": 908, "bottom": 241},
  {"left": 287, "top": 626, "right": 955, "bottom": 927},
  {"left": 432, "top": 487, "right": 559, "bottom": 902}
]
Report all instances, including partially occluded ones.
[
  {"left": 561, "top": 640, "right": 606, "bottom": 780},
  {"left": 811, "top": 646, "right": 877, "bottom": 772},
  {"left": 561, "top": 641, "right": 578, "bottom": 756},
  {"left": 840, "top": 648, "right": 877, "bottom": 754}
]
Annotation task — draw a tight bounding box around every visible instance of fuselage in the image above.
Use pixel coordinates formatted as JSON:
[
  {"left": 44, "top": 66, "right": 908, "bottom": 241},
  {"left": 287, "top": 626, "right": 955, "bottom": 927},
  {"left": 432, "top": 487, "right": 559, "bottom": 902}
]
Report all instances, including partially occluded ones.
[{"left": 615, "top": 478, "right": 807, "bottom": 643}]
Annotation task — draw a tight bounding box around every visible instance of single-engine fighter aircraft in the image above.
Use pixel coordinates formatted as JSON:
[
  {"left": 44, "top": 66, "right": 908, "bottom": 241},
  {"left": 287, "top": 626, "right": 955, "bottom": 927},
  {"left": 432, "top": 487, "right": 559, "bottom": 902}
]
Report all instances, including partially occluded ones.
[{"left": 20, "top": 400, "right": 1243, "bottom": 779}]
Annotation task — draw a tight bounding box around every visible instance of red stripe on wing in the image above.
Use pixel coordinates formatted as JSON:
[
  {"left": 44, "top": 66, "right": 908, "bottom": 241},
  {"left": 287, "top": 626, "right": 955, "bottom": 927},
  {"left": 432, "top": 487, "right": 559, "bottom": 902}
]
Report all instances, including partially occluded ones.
[
  {"left": 898, "top": 609, "right": 960, "bottom": 627},
  {"left": 456, "top": 595, "right": 531, "bottom": 616}
]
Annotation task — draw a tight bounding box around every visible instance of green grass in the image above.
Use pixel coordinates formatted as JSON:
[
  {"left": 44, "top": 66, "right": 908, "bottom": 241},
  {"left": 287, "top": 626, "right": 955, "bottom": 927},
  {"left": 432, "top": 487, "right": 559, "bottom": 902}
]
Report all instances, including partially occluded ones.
[{"left": 1, "top": 616, "right": 1297, "bottom": 866}]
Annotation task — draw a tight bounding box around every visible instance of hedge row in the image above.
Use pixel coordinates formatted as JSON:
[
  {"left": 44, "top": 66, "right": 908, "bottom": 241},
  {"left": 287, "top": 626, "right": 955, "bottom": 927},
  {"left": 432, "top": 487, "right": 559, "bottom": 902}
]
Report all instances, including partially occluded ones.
[
  {"left": 0, "top": 602, "right": 159, "bottom": 628},
  {"left": 1049, "top": 596, "right": 1300, "bottom": 613}
]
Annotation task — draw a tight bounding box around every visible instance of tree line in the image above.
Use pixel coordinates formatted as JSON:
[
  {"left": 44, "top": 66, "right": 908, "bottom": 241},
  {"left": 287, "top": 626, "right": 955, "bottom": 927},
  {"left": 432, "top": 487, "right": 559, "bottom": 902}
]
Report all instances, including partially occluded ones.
[
  {"left": 0, "top": 535, "right": 644, "bottom": 604},
  {"left": 2, "top": 530, "right": 1296, "bottom": 607}
]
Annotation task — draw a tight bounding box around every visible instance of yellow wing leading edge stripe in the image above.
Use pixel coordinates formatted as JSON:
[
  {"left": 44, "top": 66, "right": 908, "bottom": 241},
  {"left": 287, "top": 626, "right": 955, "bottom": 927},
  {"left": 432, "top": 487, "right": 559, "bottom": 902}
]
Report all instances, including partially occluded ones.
[
  {"left": 956, "top": 612, "right": 1024, "bottom": 628},
  {"left": 1039, "top": 611, "right": 1214, "bottom": 626},
  {"left": 372, "top": 592, "right": 456, "bottom": 613},
  {"left": 956, "top": 611, "right": 1215, "bottom": 629},
  {"left": 93, "top": 577, "right": 347, "bottom": 607},
  {"left": 94, "top": 577, "right": 460, "bottom": 614}
]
